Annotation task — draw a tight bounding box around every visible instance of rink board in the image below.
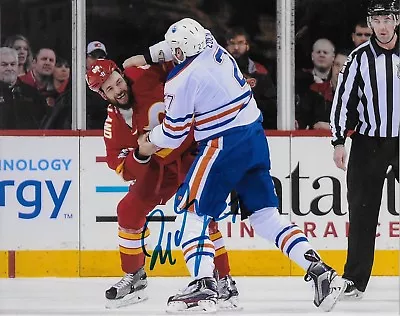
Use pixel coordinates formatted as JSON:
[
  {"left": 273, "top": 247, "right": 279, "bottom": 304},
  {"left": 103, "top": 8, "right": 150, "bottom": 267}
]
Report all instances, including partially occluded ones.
[
  {"left": 0, "top": 249, "right": 398, "bottom": 277},
  {"left": 0, "top": 132, "right": 398, "bottom": 277}
]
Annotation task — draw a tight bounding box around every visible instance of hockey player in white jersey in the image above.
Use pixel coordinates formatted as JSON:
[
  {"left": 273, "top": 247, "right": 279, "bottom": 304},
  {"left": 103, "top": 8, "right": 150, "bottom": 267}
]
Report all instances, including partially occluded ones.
[{"left": 126, "top": 18, "right": 345, "bottom": 313}]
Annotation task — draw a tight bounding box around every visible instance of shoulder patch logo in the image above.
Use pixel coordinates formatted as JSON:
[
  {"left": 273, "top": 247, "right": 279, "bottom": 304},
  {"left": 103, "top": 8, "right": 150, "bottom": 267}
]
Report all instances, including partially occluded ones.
[{"left": 340, "top": 55, "right": 353, "bottom": 74}]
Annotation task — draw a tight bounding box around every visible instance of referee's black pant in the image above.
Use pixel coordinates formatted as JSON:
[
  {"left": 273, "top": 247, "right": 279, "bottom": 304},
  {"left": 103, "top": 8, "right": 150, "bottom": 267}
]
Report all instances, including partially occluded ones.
[{"left": 344, "top": 133, "right": 399, "bottom": 292}]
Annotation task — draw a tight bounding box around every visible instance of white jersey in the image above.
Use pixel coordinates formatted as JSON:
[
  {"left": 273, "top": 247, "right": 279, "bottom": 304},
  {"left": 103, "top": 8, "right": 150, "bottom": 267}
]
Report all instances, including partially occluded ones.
[{"left": 148, "top": 31, "right": 261, "bottom": 149}]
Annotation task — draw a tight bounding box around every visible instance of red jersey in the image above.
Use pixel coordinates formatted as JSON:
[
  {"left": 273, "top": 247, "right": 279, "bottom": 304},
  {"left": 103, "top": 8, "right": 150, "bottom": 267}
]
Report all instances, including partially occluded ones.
[
  {"left": 20, "top": 70, "right": 58, "bottom": 106},
  {"left": 104, "top": 64, "right": 195, "bottom": 194},
  {"left": 310, "top": 81, "right": 333, "bottom": 102}
]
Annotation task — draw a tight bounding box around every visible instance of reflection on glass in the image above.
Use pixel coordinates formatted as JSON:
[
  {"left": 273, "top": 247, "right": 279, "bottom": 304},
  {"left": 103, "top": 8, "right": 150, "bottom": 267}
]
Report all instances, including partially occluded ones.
[
  {"left": 294, "top": 0, "right": 369, "bottom": 131},
  {"left": 86, "top": 0, "right": 278, "bottom": 130}
]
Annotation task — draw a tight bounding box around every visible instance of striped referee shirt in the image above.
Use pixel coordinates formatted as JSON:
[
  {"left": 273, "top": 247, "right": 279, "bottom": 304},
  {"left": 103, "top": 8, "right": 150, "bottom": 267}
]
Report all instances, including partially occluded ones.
[{"left": 330, "top": 35, "right": 400, "bottom": 146}]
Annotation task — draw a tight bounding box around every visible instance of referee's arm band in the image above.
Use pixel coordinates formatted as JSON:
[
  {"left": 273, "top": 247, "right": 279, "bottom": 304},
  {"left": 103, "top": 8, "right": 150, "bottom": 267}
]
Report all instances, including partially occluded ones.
[{"left": 331, "top": 138, "right": 345, "bottom": 147}]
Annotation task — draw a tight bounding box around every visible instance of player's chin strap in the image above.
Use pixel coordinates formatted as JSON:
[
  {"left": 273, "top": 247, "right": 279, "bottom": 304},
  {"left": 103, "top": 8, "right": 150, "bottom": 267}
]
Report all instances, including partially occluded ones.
[
  {"left": 375, "top": 31, "right": 397, "bottom": 44},
  {"left": 369, "top": 14, "right": 399, "bottom": 45}
]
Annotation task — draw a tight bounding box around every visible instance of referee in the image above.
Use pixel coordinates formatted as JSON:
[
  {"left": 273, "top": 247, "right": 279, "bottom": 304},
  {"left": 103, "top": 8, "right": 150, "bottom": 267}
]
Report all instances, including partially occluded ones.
[{"left": 330, "top": 0, "right": 399, "bottom": 301}]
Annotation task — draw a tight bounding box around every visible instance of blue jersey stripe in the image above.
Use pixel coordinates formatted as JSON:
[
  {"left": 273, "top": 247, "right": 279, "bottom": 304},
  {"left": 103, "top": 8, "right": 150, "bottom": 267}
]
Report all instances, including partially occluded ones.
[
  {"left": 194, "top": 99, "right": 250, "bottom": 131},
  {"left": 196, "top": 90, "right": 251, "bottom": 118},
  {"left": 195, "top": 116, "right": 237, "bottom": 132},
  {"left": 186, "top": 251, "right": 214, "bottom": 262},
  {"left": 286, "top": 237, "right": 308, "bottom": 255},
  {"left": 165, "top": 113, "right": 193, "bottom": 124},
  {"left": 162, "top": 124, "right": 190, "bottom": 139},
  {"left": 275, "top": 224, "right": 297, "bottom": 248},
  {"left": 182, "top": 235, "right": 209, "bottom": 249},
  {"left": 166, "top": 56, "right": 197, "bottom": 82}
]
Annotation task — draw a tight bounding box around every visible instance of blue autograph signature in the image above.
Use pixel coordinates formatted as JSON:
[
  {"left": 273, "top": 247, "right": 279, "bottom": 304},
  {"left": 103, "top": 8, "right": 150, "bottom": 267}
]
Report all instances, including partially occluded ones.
[{"left": 141, "top": 183, "right": 240, "bottom": 276}]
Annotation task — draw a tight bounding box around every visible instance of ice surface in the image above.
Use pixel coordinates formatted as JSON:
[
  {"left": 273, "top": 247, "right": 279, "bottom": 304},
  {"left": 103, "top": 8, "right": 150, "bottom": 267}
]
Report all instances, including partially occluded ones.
[{"left": 0, "top": 276, "right": 398, "bottom": 315}]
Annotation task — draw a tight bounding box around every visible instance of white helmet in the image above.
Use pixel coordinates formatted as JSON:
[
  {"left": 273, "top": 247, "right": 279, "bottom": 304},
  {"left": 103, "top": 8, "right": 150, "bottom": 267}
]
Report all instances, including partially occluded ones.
[{"left": 165, "top": 18, "right": 206, "bottom": 64}]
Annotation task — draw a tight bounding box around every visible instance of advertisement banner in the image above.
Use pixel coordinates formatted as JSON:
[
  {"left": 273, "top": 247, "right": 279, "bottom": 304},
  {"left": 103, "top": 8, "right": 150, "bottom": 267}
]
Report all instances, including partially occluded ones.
[
  {"left": 79, "top": 136, "right": 399, "bottom": 251},
  {"left": 79, "top": 135, "right": 123, "bottom": 250},
  {"left": 0, "top": 134, "right": 397, "bottom": 277},
  {"left": 0, "top": 136, "right": 79, "bottom": 250},
  {"left": 290, "top": 137, "right": 399, "bottom": 250}
]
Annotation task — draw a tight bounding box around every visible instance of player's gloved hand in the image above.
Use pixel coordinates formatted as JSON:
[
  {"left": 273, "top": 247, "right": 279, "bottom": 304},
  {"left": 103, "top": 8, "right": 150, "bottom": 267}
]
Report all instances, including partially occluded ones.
[
  {"left": 137, "top": 132, "right": 159, "bottom": 156},
  {"left": 123, "top": 55, "right": 147, "bottom": 69},
  {"left": 333, "top": 144, "right": 347, "bottom": 171}
]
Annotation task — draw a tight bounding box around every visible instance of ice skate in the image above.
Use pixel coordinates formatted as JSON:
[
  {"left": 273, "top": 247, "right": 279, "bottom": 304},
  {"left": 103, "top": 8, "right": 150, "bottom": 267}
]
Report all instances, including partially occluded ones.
[
  {"left": 216, "top": 275, "right": 241, "bottom": 310},
  {"left": 166, "top": 277, "right": 218, "bottom": 313},
  {"left": 304, "top": 254, "right": 345, "bottom": 312},
  {"left": 339, "top": 279, "right": 364, "bottom": 301},
  {"left": 105, "top": 267, "right": 148, "bottom": 309}
]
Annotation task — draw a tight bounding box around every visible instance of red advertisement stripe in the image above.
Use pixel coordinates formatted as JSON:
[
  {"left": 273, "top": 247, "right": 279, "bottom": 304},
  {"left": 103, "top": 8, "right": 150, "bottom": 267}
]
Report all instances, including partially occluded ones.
[
  {"left": 8, "top": 250, "right": 15, "bottom": 278},
  {"left": 96, "top": 156, "right": 107, "bottom": 163}
]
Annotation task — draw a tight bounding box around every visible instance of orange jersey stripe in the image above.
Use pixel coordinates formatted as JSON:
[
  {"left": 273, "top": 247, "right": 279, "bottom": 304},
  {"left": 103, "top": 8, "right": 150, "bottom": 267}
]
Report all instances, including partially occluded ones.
[
  {"left": 195, "top": 103, "right": 243, "bottom": 127},
  {"left": 280, "top": 229, "right": 303, "bottom": 252},
  {"left": 188, "top": 139, "right": 219, "bottom": 212},
  {"left": 163, "top": 121, "right": 192, "bottom": 132},
  {"left": 183, "top": 243, "right": 215, "bottom": 257}
]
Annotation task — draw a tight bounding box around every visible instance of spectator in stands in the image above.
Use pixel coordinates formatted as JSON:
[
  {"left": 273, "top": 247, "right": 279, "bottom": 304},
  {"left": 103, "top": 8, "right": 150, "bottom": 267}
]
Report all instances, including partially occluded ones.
[
  {"left": 86, "top": 41, "right": 107, "bottom": 70},
  {"left": 296, "top": 49, "right": 350, "bottom": 130},
  {"left": 86, "top": 40, "right": 109, "bottom": 129},
  {"left": 19, "top": 47, "right": 57, "bottom": 107},
  {"left": 310, "top": 38, "right": 335, "bottom": 84},
  {"left": 351, "top": 20, "right": 373, "bottom": 48},
  {"left": 225, "top": 28, "right": 277, "bottom": 129},
  {"left": 4, "top": 34, "right": 33, "bottom": 77},
  {"left": 305, "top": 39, "right": 336, "bottom": 107},
  {"left": 295, "top": 70, "right": 326, "bottom": 130},
  {"left": 41, "top": 56, "right": 72, "bottom": 129},
  {"left": 330, "top": 49, "right": 349, "bottom": 94},
  {"left": 225, "top": 27, "right": 268, "bottom": 75},
  {"left": 295, "top": 38, "right": 335, "bottom": 123},
  {"left": 44, "top": 40, "right": 110, "bottom": 129},
  {"left": 53, "top": 57, "right": 70, "bottom": 96},
  {"left": 0, "top": 47, "right": 47, "bottom": 129}
]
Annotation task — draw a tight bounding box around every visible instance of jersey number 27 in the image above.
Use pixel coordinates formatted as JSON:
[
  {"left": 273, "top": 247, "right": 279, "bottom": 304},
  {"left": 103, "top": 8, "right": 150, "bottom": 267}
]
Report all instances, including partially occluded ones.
[{"left": 214, "top": 47, "right": 247, "bottom": 88}]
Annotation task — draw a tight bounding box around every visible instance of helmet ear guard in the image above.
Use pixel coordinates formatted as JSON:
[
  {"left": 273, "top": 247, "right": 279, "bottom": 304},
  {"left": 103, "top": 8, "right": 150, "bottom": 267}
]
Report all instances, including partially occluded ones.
[{"left": 164, "top": 18, "right": 207, "bottom": 64}]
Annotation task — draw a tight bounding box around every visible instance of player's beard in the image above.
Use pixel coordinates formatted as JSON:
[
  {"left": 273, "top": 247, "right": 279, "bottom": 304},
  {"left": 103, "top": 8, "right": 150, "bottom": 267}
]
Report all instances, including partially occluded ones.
[{"left": 111, "top": 88, "right": 134, "bottom": 110}]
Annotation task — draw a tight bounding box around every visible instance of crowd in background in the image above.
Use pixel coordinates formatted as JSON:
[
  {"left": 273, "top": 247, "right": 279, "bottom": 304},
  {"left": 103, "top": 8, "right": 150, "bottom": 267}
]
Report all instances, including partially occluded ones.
[{"left": 0, "top": 0, "right": 378, "bottom": 131}]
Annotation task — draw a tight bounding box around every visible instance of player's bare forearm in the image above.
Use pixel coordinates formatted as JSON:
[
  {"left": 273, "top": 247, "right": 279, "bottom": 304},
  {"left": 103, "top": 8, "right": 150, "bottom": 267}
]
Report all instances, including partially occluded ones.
[{"left": 123, "top": 55, "right": 147, "bottom": 69}]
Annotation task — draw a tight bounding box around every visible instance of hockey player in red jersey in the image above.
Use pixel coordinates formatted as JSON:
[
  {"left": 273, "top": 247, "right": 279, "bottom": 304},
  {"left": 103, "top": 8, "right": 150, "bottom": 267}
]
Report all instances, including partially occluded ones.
[{"left": 86, "top": 59, "right": 238, "bottom": 309}]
